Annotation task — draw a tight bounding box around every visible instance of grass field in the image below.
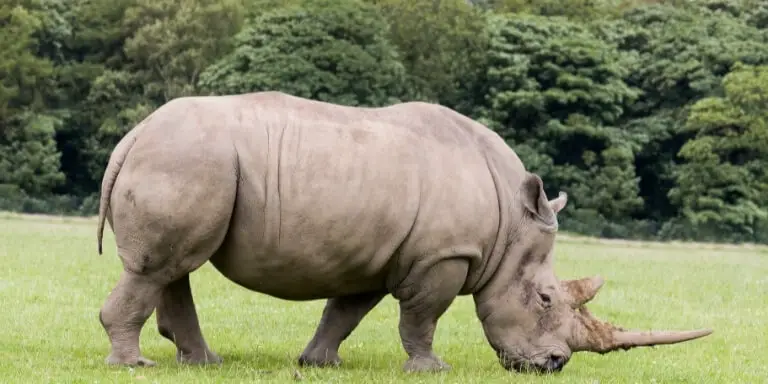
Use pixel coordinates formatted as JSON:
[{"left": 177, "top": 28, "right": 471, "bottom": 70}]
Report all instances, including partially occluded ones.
[{"left": 1, "top": 212, "right": 766, "bottom": 383}]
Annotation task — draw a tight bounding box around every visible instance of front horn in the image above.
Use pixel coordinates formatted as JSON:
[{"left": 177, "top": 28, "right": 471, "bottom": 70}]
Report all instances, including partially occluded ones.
[
  {"left": 571, "top": 307, "right": 713, "bottom": 354},
  {"left": 610, "top": 329, "right": 714, "bottom": 350}
]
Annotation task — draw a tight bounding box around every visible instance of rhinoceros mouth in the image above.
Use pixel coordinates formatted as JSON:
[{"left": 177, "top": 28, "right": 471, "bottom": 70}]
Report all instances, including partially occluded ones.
[{"left": 495, "top": 347, "right": 569, "bottom": 374}]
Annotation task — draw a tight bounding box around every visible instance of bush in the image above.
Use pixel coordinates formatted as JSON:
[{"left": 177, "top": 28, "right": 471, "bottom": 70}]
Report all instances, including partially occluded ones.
[{"left": 198, "top": 0, "right": 408, "bottom": 107}]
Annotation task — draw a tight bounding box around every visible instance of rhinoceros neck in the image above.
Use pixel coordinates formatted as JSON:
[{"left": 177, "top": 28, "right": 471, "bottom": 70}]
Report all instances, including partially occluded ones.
[{"left": 462, "top": 139, "right": 528, "bottom": 295}]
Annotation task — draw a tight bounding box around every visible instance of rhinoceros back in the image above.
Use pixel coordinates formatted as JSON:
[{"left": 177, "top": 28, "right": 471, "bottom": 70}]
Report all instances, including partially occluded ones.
[{"left": 202, "top": 92, "right": 503, "bottom": 300}]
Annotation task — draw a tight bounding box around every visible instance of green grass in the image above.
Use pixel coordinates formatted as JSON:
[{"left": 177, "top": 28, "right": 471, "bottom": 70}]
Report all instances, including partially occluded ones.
[{"left": 1, "top": 212, "right": 766, "bottom": 383}]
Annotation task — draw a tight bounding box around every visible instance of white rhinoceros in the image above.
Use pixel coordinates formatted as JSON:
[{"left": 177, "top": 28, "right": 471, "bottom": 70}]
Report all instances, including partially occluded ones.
[{"left": 95, "top": 91, "right": 712, "bottom": 373}]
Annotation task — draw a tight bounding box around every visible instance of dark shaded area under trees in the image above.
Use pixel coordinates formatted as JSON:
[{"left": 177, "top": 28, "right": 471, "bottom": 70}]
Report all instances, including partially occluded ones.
[{"left": 2, "top": 0, "right": 768, "bottom": 244}]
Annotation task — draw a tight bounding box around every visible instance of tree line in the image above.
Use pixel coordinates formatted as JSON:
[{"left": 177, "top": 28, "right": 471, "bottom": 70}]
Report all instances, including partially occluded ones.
[{"left": 2, "top": 0, "right": 768, "bottom": 244}]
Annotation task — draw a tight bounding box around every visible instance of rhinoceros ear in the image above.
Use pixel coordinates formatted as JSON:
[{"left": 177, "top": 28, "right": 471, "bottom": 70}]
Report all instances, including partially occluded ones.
[
  {"left": 521, "top": 172, "right": 558, "bottom": 230},
  {"left": 549, "top": 192, "right": 568, "bottom": 214}
]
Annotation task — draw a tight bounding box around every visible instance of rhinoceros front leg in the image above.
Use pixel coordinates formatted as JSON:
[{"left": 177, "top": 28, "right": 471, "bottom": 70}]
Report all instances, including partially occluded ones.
[
  {"left": 156, "top": 274, "right": 221, "bottom": 365},
  {"left": 298, "top": 292, "right": 386, "bottom": 367},
  {"left": 396, "top": 258, "right": 468, "bottom": 373}
]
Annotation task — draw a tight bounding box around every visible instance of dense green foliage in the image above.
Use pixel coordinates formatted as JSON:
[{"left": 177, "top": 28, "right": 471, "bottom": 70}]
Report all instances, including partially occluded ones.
[{"left": 2, "top": 0, "right": 768, "bottom": 244}]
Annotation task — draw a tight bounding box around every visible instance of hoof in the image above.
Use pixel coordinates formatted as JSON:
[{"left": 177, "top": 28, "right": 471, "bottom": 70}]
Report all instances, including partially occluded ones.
[
  {"left": 177, "top": 350, "right": 223, "bottom": 365},
  {"left": 403, "top": 356, "right": 451, "bottom": 373},
  {"left": 106, "top": 355, "right": 157, "bottom": 367},
  {"left": 298, "top": 352, "right": 342, "bottom": 368}
]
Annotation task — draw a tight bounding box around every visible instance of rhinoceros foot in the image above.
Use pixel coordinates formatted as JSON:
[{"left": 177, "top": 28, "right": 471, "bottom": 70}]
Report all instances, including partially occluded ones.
[
  {"left": 403, "top": 355, "right": 451, "bottom": 373},
  {"left": 297, "top": 350, "right": 342, "bottom": 368},
  {"left": 177, "top": 349, "right": 223, "bottom": 365},
  {"left": 105, "top": 354, "right": 157, "bottom": 367}
]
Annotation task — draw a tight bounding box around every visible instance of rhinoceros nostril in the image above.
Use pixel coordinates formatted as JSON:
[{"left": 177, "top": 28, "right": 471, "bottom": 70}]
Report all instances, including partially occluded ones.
[{"left": 546, "top": 353, "right": 566, "bottom": 372}]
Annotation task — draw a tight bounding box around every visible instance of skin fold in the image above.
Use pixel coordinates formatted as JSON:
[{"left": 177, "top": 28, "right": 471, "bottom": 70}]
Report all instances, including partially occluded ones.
[{"left": 96, "top": 92, "right": 712, "bottom": 373}]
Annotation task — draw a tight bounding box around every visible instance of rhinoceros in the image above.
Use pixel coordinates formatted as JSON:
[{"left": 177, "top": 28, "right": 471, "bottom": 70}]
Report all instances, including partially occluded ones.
[{"left": 95, "top": 91, "right": 712, "bottom": 374}]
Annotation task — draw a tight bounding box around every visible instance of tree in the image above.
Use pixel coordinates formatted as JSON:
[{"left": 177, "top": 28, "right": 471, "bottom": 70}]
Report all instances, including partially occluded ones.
[
  {"left": 591, "top": 3, "right": 768, "bottom": 231},
  {"left": 480, "top": 0, "right": 621, "bottom": 21},
  {"left": 476, "top": 13, "right": 643, "bottom": 234},
  {"left": 198, "top": 0, "right": 408, "bottom": 107},
  {"left": 122, "top": 0, "right": 245, "bottom": 103},
  {"left": 49, "top": 0, "right": 245, "bottom": 197},
  {"left": 0, "top": 2, "right": 64, "bottom": 196},
  {"left": 668, "top": 63, "right": 768, "bottom": 242},
  {"left": 619, "top": 4, "right": 768, "bottom": 117},
  {"left": 363, "top": 0, "right": 490, "bottom": 113}
]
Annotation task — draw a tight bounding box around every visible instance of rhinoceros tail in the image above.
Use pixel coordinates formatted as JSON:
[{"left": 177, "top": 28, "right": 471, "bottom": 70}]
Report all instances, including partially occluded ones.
[{"left": 97, "top": 128, "right": 142, "bottom": 255}]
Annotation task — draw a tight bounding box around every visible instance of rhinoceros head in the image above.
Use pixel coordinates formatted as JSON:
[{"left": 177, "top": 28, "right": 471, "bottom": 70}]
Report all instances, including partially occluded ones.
[{"left": 472, "top": 173, "right": 712, "bottom": 374}]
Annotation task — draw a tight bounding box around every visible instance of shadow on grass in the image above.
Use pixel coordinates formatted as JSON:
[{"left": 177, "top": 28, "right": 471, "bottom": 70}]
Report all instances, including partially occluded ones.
[{"left": 220, "top": 349, "right": 401, "bottom": 370}]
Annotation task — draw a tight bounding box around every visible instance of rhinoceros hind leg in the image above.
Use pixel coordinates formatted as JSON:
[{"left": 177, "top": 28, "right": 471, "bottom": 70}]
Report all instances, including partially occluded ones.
[
  {"left": 99, "top": 135, "right": 237, "bottom": 368},
  {"left": 157, "top": 274, "right": 222, "bottom": 365},
  {"left": 100, "top": 271, "right": 162, "bottom": 367},
  {"left": 298, "top": 292, "right": 386, "bottom": 368},
  {"left": 395, "top": 258, "right": 469, "bottom": 373}
]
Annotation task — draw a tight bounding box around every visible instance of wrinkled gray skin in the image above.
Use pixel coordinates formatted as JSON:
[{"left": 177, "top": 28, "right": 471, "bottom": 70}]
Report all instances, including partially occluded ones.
[{"left": 96, "top": 92, "right": 712, "bottom": 374}]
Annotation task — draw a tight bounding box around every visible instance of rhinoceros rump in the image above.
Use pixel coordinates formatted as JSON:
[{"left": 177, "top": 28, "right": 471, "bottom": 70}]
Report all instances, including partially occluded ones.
[{"left": 95, "top": 92, "right": 712, "bottom": 374}]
